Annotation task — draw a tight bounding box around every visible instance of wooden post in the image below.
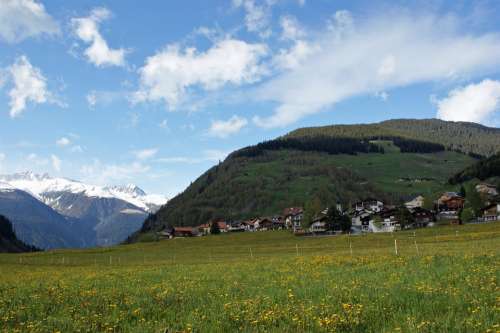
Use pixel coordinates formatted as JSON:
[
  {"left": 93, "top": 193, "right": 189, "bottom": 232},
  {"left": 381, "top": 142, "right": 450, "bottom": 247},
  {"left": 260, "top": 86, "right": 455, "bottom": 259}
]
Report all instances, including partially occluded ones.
[
  {"left": 296, "top": 244, "right": 299, "bottom": 256},
  {"left": 62, "top": 257, "right": 65, "bottom": 265},
  {"left": 349, "top": 239, "right": 353, "bottom": 256},
  {"left": 414, "top": 239, "right": 419, "bottom": 255},
  {"left": 394, "top": 239, "right": 398, "bottom": 256},
  {"left": 250, "top": 248, "right": 253, "bottom": 259},
  {"left": 109, "top": 256, "right": 112, "bottom": 265},
  {"left": 455, "top": 230, "right": 458, "bottom": 237}
]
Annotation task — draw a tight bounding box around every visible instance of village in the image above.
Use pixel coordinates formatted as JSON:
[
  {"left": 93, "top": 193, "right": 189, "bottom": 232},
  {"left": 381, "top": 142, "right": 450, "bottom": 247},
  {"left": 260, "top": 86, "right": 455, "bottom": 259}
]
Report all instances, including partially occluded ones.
[{"left": 158, "top": 183, "right": 500, "bottom": 239}]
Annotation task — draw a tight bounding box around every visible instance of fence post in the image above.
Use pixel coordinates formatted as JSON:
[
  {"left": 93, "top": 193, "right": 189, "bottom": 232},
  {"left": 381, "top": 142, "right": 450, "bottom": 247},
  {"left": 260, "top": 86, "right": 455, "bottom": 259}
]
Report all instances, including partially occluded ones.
[
  {"left": 414, "top": 239, "right": 419, "bottom": 255},
  {"left": 250, "top": 247, "right": 253, "bottom": 259},
  {"left": 296, "top": 244, "right": 299, "bottom": 256},
  {"left": 394, "top": 239, "right": 398, "bottom": 256},
  {"left": 109, "top": 256, "right": 112, "bottom": 265},
  {"left": 349, "top": 239, "right": 353, "bottom": 256}
]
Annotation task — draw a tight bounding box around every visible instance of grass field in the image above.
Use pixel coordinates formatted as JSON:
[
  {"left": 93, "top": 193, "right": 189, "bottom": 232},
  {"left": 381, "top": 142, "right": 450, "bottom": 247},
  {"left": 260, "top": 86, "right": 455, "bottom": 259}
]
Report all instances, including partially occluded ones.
[{"left": 1, "top": 223, "right": 499, "bottom": 332}]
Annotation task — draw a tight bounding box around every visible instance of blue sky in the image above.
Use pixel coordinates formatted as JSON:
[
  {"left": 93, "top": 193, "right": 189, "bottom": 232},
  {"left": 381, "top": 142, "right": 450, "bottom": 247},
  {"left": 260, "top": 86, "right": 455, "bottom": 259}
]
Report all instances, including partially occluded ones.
[{"left": 1, "top": 0, "right": 500, "bottom": 197}]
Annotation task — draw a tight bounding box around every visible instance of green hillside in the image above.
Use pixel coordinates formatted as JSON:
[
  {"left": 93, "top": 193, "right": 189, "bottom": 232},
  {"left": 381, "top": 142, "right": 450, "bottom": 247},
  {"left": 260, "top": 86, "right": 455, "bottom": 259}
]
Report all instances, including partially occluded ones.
[
  {"left": 449, "top": 152, "right": 500, "bottom": 184},
  {"left": 130, "top": 119, "right": 499, "bottom": 238}
]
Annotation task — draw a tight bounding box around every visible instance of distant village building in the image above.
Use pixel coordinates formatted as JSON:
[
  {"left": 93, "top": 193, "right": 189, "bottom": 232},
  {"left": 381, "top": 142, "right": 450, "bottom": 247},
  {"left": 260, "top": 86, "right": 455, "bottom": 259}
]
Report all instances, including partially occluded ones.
[
  {"left": 410, "top": 207, "right": 435, "bottom": 228},
  {"left": 480, "top": 203, "right": 500, "bottom": 222},
  {"left": 173, "top": 227, "right": 198, "bottom": 237},
  {"left": 353, "top": 199, "right": 384, "bottom": 213},
  {"left": 476, "top": 183, "right": 499, "bottom": 197},
  {"left": 283, "top": 207, "right": 303, "bottom": 232},
  {"left": 405, "top": 195, "right": 425, "bottom": 209}
]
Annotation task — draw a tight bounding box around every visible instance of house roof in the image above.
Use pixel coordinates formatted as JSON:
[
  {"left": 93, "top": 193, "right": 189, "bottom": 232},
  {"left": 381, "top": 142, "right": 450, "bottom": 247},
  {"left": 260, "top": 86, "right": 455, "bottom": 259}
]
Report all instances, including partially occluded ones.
[
  {"left": 283, "top": 207, "right": 303, "bottom": 216},
  {"left": 174, "top": 227, "right": 195, "bottom": 232}
]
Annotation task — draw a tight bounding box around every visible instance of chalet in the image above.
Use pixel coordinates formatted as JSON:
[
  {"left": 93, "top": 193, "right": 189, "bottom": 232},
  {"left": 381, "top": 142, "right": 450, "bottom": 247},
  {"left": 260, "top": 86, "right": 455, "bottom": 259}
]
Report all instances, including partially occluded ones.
[
  {"left": 476, "top": 183, "right": 498, "bottom": 197},
  {"left": 173, "top": 227, "right": 198, "bottom": 237},
  {"left": 283, "top": 207, "right": 304, "bottom": 232},
  {"left": 228, "top": 221, "right": 246, "bottom": 232},
  {"left": 272, "top": 215, "right": 286, "bottom": 230},
  {"left": 243, "top": 218, "right": 259, "bottom": 231},
  {"left": 410, "top": 207, "right": 435, "bottom": 227},
  {"left": 310, "top": 214, "right": 327, "bottom": 233},
  {"left": 437, "top": 192, "right": 465, "bottom": 211},
  {"left": 215, "top": 221, "right": 228, "bottom": 232},
  {"left": 157, "top": 229, "right": 174, "bottom": 239},
  {"left": 353, "top": 199, "right": 384, "bottom": 213},
  {"left": 351, "top": 209, "right": 373, "bottom": 229},
  {"left": 197, "top": 223, "right": 211, "bottom": 235},
  {"left": 480, "top": 203, "right": 500, "bottom": 222},
  {"left": 371, "top": 209, "right": 401, "bottom": 233},
  {"left": 405, "top": 195, "right": 425, "bottom": 209},
  {"left": 257, "top": 218, "right": 274, "bottom": 230}
]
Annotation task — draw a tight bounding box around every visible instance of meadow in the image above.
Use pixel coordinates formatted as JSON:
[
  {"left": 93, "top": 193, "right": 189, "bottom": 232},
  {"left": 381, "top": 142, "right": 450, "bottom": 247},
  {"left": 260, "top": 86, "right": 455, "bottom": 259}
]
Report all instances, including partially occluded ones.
[{"left": 0, "top": 223, "right": 499, "bottom": 332}]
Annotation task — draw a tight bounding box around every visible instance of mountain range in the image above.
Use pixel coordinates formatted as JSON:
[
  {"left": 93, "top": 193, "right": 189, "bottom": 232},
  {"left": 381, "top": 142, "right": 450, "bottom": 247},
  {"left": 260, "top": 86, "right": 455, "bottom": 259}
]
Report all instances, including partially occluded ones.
[
  {"left": 0, "top": 172, "right": 167, "bottom": 249},
  {"left": 130, "top": 119, "right": 500, "bottom": 241}
]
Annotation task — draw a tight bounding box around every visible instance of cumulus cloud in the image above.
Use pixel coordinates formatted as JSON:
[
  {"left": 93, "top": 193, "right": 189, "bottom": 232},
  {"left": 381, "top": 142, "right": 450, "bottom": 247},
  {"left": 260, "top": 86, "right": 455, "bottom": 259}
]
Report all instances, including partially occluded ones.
[
  {"left": 5, "top": 55, "right": 60, "bottom": 117},
  {"left": 232, "top": 0, "right": 274, "bottom": 38},
  {"left": 71, "top": 7, "right": 126, "bottom": 67},
  {"left": 435, "top": 79, "right": 500, "bottom": 124},
  {"left": 133, "top": 39, "right": 268, "bottom": 109},
  {"left": 56, "top": 137, "right": 70, "bottom": 147},
  {"left": 80, "top": 159, "right": 150, "bottom": 185},
  {"left": 253, "top": 10, "right": 500, "bottom": 128},
  {"left": 279, "top": 15, "right": 305, "bottom": 41},
  {"left": 133, "top": 148, "right": 158, "bottom": 160},
  {"left": 208, "top": 115, "right": 248, "bottom": 138},
  {"left": 51, "top": 154, "right": 61, "bottom": 172},
  {"left": 0, "top": 0, "right": 59, "bottom": 43}
]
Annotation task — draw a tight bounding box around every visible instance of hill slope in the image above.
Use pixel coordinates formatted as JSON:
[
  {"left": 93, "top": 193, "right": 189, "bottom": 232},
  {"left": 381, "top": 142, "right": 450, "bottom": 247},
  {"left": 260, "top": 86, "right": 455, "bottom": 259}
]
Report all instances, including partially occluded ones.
[
  {"left": 449, "top": 152, "right": 500, "bottom": 184},
  {"left": 130, "top": 119, "right": 500, "bottom": 239},
  {"left": 0, "top": 215, "right": 39, "bottom": 253}
]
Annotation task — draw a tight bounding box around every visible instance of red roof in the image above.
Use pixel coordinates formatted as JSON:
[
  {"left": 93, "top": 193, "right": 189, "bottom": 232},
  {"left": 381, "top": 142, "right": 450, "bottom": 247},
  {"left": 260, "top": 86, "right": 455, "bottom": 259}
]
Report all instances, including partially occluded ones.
[
  {"left": 174, "top": 227, "right": 195, "bottom": 232},
  {"left": 283, "top": 207, "right": 303, "bottom": 216}
]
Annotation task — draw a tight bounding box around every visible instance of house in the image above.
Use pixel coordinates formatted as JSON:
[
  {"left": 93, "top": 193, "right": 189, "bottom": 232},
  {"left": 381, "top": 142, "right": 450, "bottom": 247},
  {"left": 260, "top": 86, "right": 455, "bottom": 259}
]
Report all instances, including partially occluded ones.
[
  {"left": 157, "top": 228, "right": 174, "bottom": 239},
  {"left": 173, "top": 227, "right": 198, "bottom": 237},
  {"left": 272, "top": 215, "right": 286, "bottom": 230},
  {"left": 405, "top": 195, "right": 425, "bottom": 209},
  {"left": 242, "top": 218, "right": 260, "bottom": 231},
  {"left": 437, "top": 192, "right": 465, "bottom": 211},
  {"left": 353, "top": 199, "right": 384, "bottom": 213},
  {"left": 351, "top": 209, "right": 373, "bottom": 228},
  {"left": 480, "top": 203, "right": 500, "bottom": 222},
  {"left": 197, "top": 223, "right": 211, "bottom": 235},
  {"left": 283, "top": 207, "right": 303, "bottom": 232},
  {"left": 227, "top": 221, "right": 246, "bottom": 232},
  {"left": 214, "top": 221, "right": 228, "bottom": 232},
  {"left": 476, "top": 183, "right": 499, "bottom": 197},
  {"left": 410, "top": 207, "right": 435, "bottom": 227},
  {"left": 310, "top": 214, "right": 327, "bottom": 233},
  {"left": 370, "top": 209, "right": 401, "bottom": 233}
]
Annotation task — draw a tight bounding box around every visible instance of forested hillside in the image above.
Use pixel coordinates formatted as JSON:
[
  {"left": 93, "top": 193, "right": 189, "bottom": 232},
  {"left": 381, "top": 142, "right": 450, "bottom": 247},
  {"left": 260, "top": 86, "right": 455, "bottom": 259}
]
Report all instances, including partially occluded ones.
[
  {"left": 129, "top": 119, "right": 496, "bottom": 240},
  {"left": 287, "top": 119, "right": 500, "bottom": 157},
  {"left": 449, "top": 153, "right": 500, "bottom": 184},
  {"left": 0, "top": 215, "right": 39, "bottom": 253}
]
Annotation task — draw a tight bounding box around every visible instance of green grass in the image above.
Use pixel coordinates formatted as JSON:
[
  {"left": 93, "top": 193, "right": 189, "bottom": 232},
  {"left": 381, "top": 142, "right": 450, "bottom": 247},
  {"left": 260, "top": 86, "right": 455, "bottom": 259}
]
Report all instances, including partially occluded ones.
[{"left": 0, "top": 223, "right": 499, "bottom": 332}]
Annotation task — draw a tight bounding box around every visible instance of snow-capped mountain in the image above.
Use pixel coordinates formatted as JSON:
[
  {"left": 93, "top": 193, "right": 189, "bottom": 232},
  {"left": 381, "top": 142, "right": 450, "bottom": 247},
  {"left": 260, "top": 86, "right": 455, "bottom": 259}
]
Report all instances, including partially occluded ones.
[
  {"left": 0, "top": 172, "right": 169, "bottom": 248},
  {"left": 0, "top": 171, "right": 167, "bottom": 212}
]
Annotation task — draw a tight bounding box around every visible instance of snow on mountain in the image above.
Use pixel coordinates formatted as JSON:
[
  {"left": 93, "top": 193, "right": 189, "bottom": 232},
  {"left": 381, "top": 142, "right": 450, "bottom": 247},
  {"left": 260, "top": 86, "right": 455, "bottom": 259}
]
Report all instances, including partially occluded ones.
[{"left": 0, "top": 172, "right": 167, "bottom": 212}]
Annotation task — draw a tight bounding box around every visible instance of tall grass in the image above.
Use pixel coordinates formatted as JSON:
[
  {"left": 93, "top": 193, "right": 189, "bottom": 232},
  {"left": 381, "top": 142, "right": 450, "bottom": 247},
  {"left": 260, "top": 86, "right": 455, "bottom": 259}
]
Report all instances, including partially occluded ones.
[{"left": 0, "top": 223, "right": 498, "bottom": 332}]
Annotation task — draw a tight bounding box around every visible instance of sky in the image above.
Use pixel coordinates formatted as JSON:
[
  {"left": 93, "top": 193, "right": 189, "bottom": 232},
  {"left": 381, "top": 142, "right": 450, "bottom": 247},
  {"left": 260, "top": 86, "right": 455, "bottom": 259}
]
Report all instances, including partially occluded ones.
[{"left": 1, "top": 0, "right": 500, "bottom": 197}]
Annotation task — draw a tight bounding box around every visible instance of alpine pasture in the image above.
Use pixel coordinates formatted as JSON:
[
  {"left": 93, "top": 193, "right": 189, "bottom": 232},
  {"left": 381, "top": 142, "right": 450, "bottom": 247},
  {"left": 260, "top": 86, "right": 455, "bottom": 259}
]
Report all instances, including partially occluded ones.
[{"left": 0, "top": 223, "right": 499, "bottom": 332}]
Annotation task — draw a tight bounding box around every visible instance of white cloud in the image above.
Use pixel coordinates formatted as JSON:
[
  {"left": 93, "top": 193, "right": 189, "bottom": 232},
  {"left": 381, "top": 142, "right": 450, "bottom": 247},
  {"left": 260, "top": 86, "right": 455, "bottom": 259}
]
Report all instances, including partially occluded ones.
[
  {"left": 0, "top": 0, "right": 59, "bottom": 43},
  {"left": 159, "top": 119, "right": 168, "bottom": 129},
  {"left": 51, "top": 154, "right": 61, "bottom": 172},
  {"left": 134, "top": 39, "right": 268, "bottom": 109},
  {"left": 280, "top": 15, "right": 305, "bottom": 41},
  {"left": 56, "top": 137, "right": 70, "bottom": 147},
  {"left": 435, "top": 79, "right": 500, "bottom": 124},
  {"left": 69, "top": 145, "right": 84, "bottom": 153},
  {"left": 156, "top": 149, "right": 230, "bottom": 164},
  {"left": 71, "top": 7, "right": 126, "bottom": 67},
  {"left": 273, "top": 40, "right": 318, "bottom": 70},
  {"left": 232, "top": 0, "right": 274, "bottom": 38},
  {"left": 5, "top": 55, "right": 59, "bottom": 117},
  {"left": 374, "top": 91, "right": 389, "bottom": 102},
  {"left": 253, "top": 10, "right": 500, "bottom": 128},
  {"left": 133, "top": 148, "right": 158, "bottom": 160},
  {"left": 80, "top": 159, "right": 150, "bottom": 185},
  {"left": 26, "top": 153, "right": 48, "bottom": 166},
  {"left": 208, "top": 115, "right": 248, "bottom": 138}
]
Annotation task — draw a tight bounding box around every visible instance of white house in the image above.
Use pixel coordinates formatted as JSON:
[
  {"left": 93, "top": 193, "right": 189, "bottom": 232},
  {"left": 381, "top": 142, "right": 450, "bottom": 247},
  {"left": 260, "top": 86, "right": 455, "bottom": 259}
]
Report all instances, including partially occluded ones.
[{"left": 405, "top": 195, "right": 425, "bottom": 209}]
